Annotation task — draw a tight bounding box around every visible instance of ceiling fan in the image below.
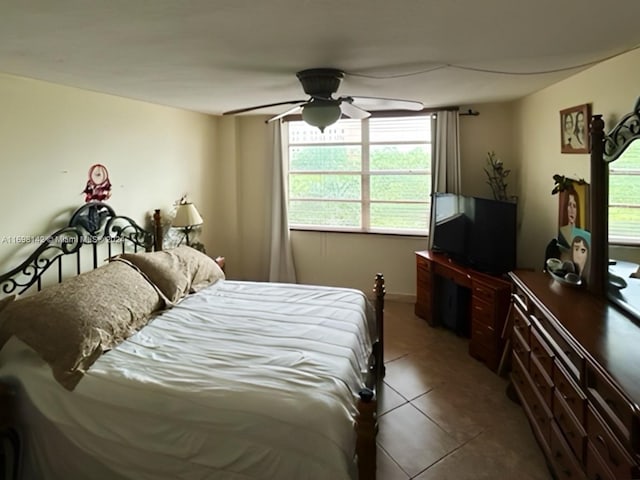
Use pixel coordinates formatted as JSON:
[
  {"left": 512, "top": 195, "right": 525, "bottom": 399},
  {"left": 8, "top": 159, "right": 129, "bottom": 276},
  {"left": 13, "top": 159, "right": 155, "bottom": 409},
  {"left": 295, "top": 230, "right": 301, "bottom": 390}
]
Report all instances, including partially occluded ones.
[{"left": 222, "top": 68, "right": 424, "bottom": 132}]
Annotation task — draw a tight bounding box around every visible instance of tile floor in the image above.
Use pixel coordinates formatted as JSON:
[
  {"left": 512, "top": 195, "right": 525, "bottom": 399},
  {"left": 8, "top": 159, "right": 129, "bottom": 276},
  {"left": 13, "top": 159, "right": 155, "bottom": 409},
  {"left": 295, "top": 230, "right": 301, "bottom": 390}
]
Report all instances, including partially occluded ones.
[{"left": 376, "top": 301, "right": 552, "bottom": 480}]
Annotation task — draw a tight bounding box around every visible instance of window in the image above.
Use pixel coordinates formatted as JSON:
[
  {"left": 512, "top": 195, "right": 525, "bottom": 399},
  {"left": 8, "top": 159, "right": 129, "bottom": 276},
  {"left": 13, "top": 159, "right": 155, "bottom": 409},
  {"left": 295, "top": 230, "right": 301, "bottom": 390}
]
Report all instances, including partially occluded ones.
[
  {"left": 287, "top": 115, "right": 432, "bottom": 234},
  {"left": 609, "top": 141, "right": 640, "bottom": 244}
]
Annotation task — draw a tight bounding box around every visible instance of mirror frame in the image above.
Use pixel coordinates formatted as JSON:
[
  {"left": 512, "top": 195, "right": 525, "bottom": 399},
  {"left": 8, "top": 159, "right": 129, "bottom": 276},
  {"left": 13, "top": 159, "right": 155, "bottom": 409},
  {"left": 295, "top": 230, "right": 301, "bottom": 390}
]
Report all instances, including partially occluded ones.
[{"left": 589, "top": 97, "right": 640, "bottom": 316}]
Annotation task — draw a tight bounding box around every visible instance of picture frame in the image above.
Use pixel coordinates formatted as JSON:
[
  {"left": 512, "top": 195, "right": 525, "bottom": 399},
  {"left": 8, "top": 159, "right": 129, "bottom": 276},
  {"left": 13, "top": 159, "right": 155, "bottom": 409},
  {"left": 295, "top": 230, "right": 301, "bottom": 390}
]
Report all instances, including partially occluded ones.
[
  {"left": 560, "top": 104, "right": 591, "bottom": 153},
  {"left": 557, "top": 180, "right": 590, "bottom": 246},
  {"left": 556, "top": 180, "right": 591, "bottom": 285}
]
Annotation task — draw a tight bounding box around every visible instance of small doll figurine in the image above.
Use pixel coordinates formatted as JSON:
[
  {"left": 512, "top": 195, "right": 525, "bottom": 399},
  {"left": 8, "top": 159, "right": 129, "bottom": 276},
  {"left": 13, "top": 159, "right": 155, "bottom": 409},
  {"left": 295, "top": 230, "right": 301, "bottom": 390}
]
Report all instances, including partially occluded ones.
[{"left": 83, "top": 164, "right": 112, "bottom": 202}]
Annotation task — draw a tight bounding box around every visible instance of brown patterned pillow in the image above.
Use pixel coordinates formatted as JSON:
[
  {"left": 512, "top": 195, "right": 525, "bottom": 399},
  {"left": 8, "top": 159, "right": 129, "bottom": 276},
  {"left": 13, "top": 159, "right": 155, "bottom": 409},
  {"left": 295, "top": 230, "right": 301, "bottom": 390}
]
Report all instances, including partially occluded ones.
[
  {"left": 118, "top": 250, "right": 191, "bottom": 303},
  {"left": 120, "top": 246, "right": 225, "bottom": 298},
  {"left": 170, "top": 246, "right": 225, "bottom": 292},
  {"left": 0, "top": 261, "right": 164, "bottom": 390}
]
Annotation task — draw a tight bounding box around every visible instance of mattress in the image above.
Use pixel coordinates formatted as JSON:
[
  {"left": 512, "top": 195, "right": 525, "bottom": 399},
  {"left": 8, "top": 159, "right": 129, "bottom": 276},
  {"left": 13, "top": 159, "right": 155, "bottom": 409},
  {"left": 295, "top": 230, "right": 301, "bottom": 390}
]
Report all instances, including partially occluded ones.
[{"left": 0, "top": 280, "right": 376, "bottom": 480}]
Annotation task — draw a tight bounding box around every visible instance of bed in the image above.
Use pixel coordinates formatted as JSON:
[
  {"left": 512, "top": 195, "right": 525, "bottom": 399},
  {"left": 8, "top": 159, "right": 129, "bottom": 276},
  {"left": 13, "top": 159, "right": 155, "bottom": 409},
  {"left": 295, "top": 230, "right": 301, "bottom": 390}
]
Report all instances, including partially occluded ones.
[{"left": 0, "top": 202, "right": 385, "bottom": 480}]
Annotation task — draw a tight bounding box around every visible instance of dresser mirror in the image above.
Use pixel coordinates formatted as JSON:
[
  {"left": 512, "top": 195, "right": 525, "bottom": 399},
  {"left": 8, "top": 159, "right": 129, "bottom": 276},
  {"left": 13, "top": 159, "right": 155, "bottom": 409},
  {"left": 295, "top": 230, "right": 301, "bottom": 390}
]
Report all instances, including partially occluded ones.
[{"left": 600, "top": 97, "right": 640, "bottom": 320}]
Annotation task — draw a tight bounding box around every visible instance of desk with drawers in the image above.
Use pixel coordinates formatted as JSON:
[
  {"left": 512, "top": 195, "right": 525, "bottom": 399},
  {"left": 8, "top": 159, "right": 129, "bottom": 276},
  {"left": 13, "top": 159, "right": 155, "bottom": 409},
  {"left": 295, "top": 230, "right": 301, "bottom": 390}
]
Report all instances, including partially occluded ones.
[{"left": 415, "top": 250, "right": 511, "bottom": 371}]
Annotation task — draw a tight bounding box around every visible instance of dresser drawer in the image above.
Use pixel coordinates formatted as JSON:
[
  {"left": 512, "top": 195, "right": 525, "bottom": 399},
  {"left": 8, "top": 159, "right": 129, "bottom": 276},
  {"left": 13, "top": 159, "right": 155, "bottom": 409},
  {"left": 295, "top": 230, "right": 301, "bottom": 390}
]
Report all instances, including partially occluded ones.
[
  {"left": 417, "top": 267, "right": 431, "bottom": 292},
  {"left": 524, "top": 368, "right": 554, "bottom": 445},
  {"left": 554, "top": 361, "right": 587, "bottom": 425},
  {"left": 550, "top": 421, "right": 587, "bottom": 480},
  {"left": 472, "top": 281, "right": 497, "bottom": 304},
  {"left": 530, "top": 327, "right": 554, "bottom": 377},
  {"left": 530, "top": 314, "right": 584, "bottom": 382},
  {"left": 417, "top": 266, "right": 431, "bottom": 284},
  {"left": 513, "top": 354, "right": 552, "bottom": 448},
  {"left": 471, "top": 297, "right": 496, "bottom": 328},
  {"left": 587, "top": 442, "right": 616, "bottom": 480},
  {"left": 416, "top": 281, "right": 431, "bottom": 302},
  {"left": 529, "top": 353, "right": 553, "bottom": 409},
  {"left": 416, "top": 254, "right": 431, "bottom": 272},
  {"left": 512, "top": 289, "right": 529, "bottom": 314},
  {"left": 510, "top": 351, "right": 530, "bottom": 401},
  {"left": 433, "top": 262, "right": 471, "bottom": 288},
  {"left": 553, "top": 389, "right": 587, "bottom": 463},
  {"left": 586, "top": 406, "right": 638, "bottom": 480},
  {"left": 512, "top": 305, "right": 530, "bottom": 344},
  {"left": 585, "top": 363, "right": 635, "bottom": 447},
  {"left": 586, "top": 442, "right": 616, "bottom": 480},
  {"left": 512, "top": 324, "right": 531, "bottom": 371},
  {"left": 471, "top": 318, "right": 497, "bottom": 346}
]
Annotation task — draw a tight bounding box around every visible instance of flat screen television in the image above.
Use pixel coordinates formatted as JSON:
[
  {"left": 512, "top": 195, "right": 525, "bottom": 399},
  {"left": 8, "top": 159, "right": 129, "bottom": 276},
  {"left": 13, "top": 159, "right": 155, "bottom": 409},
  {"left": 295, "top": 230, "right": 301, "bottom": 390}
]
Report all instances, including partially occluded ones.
[{"left": 431, "top": 193, "right": 517, "bottom": 275}]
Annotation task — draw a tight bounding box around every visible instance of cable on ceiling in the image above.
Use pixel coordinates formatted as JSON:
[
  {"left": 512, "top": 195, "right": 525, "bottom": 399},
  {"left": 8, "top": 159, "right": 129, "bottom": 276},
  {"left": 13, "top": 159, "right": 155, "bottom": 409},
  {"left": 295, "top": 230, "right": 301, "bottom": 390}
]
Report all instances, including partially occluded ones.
[{"left": 345, "top": 44, "right": 640, "bottom": 79}]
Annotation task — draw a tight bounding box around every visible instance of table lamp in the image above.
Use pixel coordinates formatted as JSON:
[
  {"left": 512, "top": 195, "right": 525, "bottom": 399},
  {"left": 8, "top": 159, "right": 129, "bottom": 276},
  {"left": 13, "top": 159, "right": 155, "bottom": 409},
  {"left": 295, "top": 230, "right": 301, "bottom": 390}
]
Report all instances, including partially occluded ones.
[{"left": 173, "top": 201, "right": 203, "bottom": 246}]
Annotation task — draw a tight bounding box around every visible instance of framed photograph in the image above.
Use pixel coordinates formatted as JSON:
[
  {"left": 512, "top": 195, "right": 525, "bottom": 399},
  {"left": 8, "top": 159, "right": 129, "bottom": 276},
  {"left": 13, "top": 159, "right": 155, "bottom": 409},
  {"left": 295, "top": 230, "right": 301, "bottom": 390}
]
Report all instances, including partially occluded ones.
[{"left": 560, "top": 104, "right": 591, "bottom": 153}]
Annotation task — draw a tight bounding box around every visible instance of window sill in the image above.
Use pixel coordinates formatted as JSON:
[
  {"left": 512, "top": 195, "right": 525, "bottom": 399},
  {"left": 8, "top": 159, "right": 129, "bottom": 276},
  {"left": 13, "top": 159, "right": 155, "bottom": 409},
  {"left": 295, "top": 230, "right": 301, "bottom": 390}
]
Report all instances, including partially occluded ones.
[{"left": 289, "top": 226, "right": 428, "bottom": 238}]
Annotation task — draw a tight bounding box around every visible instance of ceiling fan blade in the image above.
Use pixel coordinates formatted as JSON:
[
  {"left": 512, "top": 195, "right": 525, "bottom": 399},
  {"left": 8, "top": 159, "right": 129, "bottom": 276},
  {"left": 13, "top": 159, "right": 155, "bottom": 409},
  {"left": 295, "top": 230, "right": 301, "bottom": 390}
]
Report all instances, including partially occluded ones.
[
  {"left": 223, "top": 100, "right": 306, "bottom": 116},
  {"left": 266, "top": 105, "right": 304, "bottom": 123},
  {"left": 339, "top": 98, "right": 371, "bottom": 119},
  {"left": 350, "top": 96, "right": 424, "bottom": 111}
]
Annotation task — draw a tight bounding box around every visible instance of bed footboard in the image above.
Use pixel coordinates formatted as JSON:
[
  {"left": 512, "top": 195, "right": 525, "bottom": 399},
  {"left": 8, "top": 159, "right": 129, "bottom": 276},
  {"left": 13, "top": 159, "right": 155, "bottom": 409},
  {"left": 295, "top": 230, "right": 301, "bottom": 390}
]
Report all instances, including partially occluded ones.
[
  {"left": 356, "top": 388, "right": 377, "bottom": 480},
  {"left": 356, "top": 273, "right": 385, "bottom": 480},
  {"left": 373, "top": 273, "right": 385, "bottom": 381}
]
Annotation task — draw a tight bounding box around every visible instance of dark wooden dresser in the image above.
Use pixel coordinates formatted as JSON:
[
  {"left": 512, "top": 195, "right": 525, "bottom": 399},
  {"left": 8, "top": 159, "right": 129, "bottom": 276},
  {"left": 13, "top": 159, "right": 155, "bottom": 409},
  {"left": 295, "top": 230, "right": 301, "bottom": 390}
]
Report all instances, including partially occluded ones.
[
  {"left": 509, "top": 270, "right": 640, "bottom": 480},
  {"left": 415, "top": 250, "right": 511, "bottom": 371}
]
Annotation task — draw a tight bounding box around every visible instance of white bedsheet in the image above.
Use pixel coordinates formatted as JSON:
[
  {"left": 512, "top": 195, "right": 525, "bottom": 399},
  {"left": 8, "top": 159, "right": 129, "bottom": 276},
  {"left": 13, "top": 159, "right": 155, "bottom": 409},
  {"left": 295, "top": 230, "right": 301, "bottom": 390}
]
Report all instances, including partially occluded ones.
[{"left": 0, "top": 280, "right": 376, "bottom": 480}]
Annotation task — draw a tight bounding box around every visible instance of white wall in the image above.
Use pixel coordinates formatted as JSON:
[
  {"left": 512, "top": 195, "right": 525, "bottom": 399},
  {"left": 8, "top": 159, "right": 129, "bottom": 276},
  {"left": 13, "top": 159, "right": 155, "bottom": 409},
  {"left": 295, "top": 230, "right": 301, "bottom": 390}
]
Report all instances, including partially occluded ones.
[
  {"left": 459, "top": 102, "right": 517, "bottom": 200},
  {"left": 514, "top": 48, "right": 640, "bottom": 270},
  {"left": 209, "top": 115, "right": 273, "bottom": 281},
  {"left": 0, "top": 73, "right": 217, "bottom": 273}
]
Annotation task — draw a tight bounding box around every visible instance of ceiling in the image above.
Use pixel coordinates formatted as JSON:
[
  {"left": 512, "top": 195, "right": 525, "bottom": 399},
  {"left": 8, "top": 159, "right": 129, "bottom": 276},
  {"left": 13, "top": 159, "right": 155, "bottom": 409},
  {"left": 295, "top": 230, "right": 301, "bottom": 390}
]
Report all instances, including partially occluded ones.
[{"left": 1, "top": 1, "right": 640, "bottom": 117}]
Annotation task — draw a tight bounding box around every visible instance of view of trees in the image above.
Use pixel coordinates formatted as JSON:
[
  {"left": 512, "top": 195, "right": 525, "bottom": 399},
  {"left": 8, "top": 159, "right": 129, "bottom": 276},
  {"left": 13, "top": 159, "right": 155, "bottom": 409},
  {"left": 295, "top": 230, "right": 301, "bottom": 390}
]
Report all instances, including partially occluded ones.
[{"left": 289, "top": 144, "right": 431, "bottom": 231}]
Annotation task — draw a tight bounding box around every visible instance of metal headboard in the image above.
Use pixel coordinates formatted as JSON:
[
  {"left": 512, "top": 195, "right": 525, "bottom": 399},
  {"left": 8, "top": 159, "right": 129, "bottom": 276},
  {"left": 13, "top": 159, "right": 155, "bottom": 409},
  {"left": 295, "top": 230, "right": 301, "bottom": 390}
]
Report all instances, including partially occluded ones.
[{"left": 0, "top": 202, "right": 154, "bottom": 297}]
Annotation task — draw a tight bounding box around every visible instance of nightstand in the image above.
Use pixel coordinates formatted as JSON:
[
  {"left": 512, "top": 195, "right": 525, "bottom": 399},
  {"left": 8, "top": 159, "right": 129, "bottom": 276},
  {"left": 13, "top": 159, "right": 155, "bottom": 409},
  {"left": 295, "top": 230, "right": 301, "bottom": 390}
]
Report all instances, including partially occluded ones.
[{"left": 0, "top": 383, "right": 20, "bottom": 480}]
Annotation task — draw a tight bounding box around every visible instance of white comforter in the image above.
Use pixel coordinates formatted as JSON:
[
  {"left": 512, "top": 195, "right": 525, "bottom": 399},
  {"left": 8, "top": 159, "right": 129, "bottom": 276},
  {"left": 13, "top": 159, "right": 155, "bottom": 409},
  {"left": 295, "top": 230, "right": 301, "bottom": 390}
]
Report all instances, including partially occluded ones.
[{"left": 0, "top": 280, "right": 376, "bottom": 480}]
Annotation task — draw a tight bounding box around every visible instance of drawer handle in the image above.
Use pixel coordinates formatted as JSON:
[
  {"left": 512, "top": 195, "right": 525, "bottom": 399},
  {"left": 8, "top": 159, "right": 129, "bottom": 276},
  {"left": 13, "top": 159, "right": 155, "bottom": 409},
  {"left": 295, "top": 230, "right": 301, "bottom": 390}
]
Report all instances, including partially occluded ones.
[
  {"left": 596, "top": 434, "right": 620, "bottom": 467},
  {"left": 604, "top": 398, "right": 620, "bottom": 415},
  {"left": 561, "top": 391, "right": 576, "bottom": 405}
]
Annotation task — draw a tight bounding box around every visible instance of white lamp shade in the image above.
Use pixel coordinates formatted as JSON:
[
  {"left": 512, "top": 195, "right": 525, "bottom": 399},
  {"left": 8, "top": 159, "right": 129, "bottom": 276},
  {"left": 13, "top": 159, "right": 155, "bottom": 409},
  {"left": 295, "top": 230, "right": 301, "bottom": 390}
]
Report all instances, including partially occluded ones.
[
  {"left": 173, "top": 203, "right": 203, "bottom": 227},
  {"left": 302, "top": 102, "right": 342, "bottom": 132}
]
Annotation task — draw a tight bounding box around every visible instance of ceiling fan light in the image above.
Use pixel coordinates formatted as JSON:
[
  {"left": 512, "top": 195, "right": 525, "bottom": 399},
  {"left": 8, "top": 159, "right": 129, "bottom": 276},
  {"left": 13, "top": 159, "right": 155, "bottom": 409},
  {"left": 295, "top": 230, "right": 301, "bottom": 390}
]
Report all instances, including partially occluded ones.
[{"left": 302, "top": 102, "right": 342, "bottom": 132}]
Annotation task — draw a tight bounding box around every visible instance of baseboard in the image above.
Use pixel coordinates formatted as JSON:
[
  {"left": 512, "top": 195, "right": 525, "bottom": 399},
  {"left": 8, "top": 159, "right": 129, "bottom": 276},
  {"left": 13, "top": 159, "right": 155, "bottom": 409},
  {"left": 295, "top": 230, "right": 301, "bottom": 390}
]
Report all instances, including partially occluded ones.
[{"left": 383, "top": 293, "right": 416, "bottom": 303}]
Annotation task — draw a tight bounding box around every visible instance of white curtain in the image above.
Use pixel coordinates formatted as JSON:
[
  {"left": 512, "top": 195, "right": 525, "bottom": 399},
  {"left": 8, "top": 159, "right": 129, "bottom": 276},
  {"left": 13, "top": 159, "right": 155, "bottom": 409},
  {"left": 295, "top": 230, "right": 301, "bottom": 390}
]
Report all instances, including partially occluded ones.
[
  {"left": 268, "top": 122, "right": 297, "bottom": 283},
  {"left": 428, "top": 110, "right": 462, "bottom": 249}
]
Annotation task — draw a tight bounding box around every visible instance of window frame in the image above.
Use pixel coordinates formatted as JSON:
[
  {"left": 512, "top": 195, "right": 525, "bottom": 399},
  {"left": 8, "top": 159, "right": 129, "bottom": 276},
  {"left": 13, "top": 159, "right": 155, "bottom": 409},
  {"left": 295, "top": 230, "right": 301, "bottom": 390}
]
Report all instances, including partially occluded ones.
[
  {"left": 285, "top": 115, "right": 432, "bottom": 236},
  {"left": 608, "top": 164, "right": 640, "bottom": 246}
]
